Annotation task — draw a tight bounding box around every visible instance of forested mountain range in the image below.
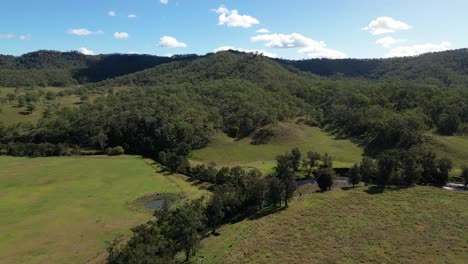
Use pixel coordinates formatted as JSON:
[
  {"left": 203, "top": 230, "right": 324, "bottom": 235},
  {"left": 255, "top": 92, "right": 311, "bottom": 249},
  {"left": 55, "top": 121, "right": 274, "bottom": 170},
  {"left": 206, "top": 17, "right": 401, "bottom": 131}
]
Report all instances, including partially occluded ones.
[
  {"left": 0, "top": 50, "right": 196, "bottom": 86},
  {"left": 280, "top": 48, "right": 468, "bottom": 87},
  {"left": 1, "top": 50, "right": 466, "bottom": 163},
  {"left": 1, "top": 49, "right": 468, "bottom": 87}
]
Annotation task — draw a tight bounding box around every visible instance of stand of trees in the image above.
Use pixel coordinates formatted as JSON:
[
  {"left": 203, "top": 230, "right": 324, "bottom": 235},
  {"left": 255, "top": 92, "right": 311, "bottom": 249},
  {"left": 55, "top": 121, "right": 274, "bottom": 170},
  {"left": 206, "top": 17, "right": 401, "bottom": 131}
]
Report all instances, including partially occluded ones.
[{"left": 358, "top": 147, "right": 454, "bottom": 188}]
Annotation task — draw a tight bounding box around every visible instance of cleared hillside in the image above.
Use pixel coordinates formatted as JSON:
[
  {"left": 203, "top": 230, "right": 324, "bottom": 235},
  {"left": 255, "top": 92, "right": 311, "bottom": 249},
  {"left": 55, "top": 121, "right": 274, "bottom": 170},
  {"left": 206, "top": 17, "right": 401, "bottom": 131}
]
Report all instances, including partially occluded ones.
[
  {"left": 0, "top": 87, "right": 84, "bottom": 125},
  {"left": 190, "top": 120, "right": 363, "bottom": 173},
  {"left": 197, "top": 186, "right": 468, "bottom": 263}
]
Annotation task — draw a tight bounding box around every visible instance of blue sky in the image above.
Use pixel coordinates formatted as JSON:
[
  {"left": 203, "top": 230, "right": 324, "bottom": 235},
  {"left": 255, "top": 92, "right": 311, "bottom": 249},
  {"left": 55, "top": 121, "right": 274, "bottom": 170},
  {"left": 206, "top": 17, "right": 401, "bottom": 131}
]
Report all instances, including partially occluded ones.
[{"left": 1, "top": 0, "right": 467, "bottom": 59}]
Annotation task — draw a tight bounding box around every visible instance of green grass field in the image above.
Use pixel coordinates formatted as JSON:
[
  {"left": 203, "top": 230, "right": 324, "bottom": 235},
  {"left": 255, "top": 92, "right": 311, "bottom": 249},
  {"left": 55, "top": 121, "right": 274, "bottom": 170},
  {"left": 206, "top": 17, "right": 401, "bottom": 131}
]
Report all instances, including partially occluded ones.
[
  {"left": 190, "top": 121, "right": 363, "bottom": 174},
  {"left": 197, "top": 186, "right": 468, "bottom": 263},
  {"left": 428, "top": 133, "right": 468, "bottom": 171},
  {"left": 0, "top": 87, "right": 83, "bottom": 125},
  {"left": 0, "top": 155, "right": 206, "bottom": 264}
]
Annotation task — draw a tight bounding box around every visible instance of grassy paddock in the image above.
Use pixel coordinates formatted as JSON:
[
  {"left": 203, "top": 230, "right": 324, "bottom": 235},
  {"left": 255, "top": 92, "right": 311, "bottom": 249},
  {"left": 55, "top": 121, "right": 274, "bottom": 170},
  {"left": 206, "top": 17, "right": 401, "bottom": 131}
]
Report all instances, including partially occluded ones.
[
  {"left": 190, "top": 121, "right": 363, "bottom": 174},
  {"left": 0, "top": 87, "right": 87, "bottom": 125},
  {"left": 427, "top": 133, "right": 468, "bottom": 178},
  {"left": 0, "top": 155, "right": 205, "bottom": 264},
  {"left": 197, "top": 186, "right": 468, "bottom": 263}
]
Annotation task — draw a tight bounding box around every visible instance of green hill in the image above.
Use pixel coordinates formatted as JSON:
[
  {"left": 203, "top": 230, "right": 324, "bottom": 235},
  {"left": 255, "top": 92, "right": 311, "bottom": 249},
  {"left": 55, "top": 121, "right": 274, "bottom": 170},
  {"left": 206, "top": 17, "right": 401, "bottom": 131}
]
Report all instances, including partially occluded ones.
[
  {"left": 0, "top": 50, "right": 193, "bottom": 87},
  {"left": 197, "top": 186, "right": 468, "bottom": 263},
  {"left": 0, "top": 87, "right": 83, "bottom": 125},
  {"left": 279, "top": 48, "right": 468, "bottom": 86},
  {"left": 426, "top": 133, "right": 468, "bottom": 177},
  {"left": 190, "top": 120, "right": 363, "bottom": 173}
]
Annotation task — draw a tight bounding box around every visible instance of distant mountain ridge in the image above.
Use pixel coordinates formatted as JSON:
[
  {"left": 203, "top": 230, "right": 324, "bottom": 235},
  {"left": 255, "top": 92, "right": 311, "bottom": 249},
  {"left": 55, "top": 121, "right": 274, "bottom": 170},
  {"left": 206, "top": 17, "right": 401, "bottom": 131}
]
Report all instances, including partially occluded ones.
[
  {"left": 278, "top": 49, "right": 468, "bottom": 86},
  {"left": 0, "top": 50, "right": 196, "bottom": 86},
  {"left": 0, "top": 49, "right": 468, "bottom": 87}
]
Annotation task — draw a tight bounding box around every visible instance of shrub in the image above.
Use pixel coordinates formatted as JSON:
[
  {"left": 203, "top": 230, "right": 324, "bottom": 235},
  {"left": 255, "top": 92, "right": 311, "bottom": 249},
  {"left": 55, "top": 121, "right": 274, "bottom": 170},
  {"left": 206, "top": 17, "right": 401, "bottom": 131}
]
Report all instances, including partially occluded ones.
[
  {"left": 316, "top": 167, "right": 335, "bottom": 191},
  {"left": 106, "top": 146, "right": 125, "bottom": 156},
  {"left": 251, "top": 128, "right": 274, "bottom": 145}
]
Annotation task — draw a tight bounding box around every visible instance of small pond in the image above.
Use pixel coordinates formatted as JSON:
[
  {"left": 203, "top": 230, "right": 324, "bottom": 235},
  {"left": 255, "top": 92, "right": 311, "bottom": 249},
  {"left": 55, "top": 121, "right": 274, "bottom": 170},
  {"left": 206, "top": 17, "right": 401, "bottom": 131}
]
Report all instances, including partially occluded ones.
[{"left": 144, "top": 199, "right": 174, "bottom": 209}]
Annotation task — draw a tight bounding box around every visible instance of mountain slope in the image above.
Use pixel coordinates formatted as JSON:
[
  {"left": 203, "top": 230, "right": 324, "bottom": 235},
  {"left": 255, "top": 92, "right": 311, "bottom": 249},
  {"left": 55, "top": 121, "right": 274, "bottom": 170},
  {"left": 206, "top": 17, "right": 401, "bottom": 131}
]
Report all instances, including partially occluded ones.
[
  {"left": 0, "top": 50, "right": 196, "bottom": 87},
  {"left": 198, "top": 186, "right": 468, "bottom": 263},
  {"left": 278, "top": 48, "right": 468, "bottom": 86}
]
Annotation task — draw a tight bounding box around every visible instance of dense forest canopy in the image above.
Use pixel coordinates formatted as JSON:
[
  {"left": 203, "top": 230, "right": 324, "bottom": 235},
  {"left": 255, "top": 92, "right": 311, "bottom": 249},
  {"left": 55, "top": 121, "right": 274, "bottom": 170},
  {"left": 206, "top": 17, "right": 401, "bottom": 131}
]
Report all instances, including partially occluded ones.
[
  {"left": 279, "top": 48, "right": 468, "bottom": 87},
  {"left": 0, "top": 50, "right": 196, "bottom": 87},
  {"left": 1, "top": 49, "right": 468, "bottom": 87}
]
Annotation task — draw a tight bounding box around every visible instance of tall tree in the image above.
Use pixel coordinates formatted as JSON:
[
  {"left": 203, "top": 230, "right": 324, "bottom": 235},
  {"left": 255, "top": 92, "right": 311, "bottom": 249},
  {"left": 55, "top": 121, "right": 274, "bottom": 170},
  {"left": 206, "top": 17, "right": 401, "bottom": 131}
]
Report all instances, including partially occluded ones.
[
  {"left": 166, "top": 201, "right": 205, "bottom": 261},
  {"left": 376, "top": 151, "right": 398, "bottom": 187},
  {"left": 360, "top": 156, "right": 377, "bottom": 185},
  {"left": 461, "top": 166, "right": 468, "bottom": 188},
  {"left": 290, "top": 147, "right": 302, "bottom": 172},
  {"left": 278, "top": 167, "right": 297, "bottom": 206},
  {"left": 434, "top": 158, "right": 452, "bottom": 186},
  {"left": 303, "top": 151, "right": 321, "bottom": 178},
  {"left": 205, "top": 189, "right": 225, "bottom": 234},
  {"left": 347, "top": 163, "right": 361, "bottom": 187},
  {"left": 266, "top": 177, "right": 283, "bottom": 207}
]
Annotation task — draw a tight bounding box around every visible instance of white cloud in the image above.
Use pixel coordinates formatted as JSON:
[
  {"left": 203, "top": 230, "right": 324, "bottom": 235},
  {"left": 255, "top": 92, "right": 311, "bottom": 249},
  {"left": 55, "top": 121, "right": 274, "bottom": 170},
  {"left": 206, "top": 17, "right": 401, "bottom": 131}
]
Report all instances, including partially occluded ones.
[
  {"left": 0, "top": 33, "right": 15, "bottom": 39},
  {"left": 78, "top": 47, "right": 95, "bottom": 55},
  {"left": 256, "top": 28, "right": 270, "bottom": 33},
  {"left": 113, "top": 32, "right": 129, "bottom": 39},
  {"left": 108, "top": 10, "right": 116, "bottom": 17},
  {"left": 386, "top": 41, "right": 451, "bottom": 57},
  {"left": 19, "top": 34, "right": 31, "bottom": 41},
  {"left": 67, "top": 28, "right": 103, "bottom": 36},
  {"left": 214, "top": 46, "right": 277, "bottom": 58},
  {"left": 251, "top": 33, "right": 346, "bottom": 59},
  {"left": 214, "top": 5, "right": 259, "bottom": 28},
  {"left": 376, "top": 36, "right": 405, "bottom": 48},
  {"left": 128, "top": 14, "right": 137, "bottom": 18},
  {"left": 160, "top": 0, "right": 168, "bottom": 4},
  {"left": 363, "top": 16, "right": 411, "bottom": 35},
  {"left": 159, "top": 35, "right": 187, "bottom": 48}
]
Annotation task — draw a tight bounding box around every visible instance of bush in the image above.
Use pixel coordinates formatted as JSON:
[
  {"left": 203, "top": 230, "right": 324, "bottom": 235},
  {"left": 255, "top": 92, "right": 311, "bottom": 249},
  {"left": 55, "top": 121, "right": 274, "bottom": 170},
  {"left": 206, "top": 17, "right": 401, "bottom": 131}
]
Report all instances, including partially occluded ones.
[
  {"left": 251, "top": 128, "right": 274, "bottom": 145},
  {"left": 106, "top": 146, "right": 125, "bottom": 156},
  {"left": 316, "top": 167, "right": 335, "bottom": 191}
]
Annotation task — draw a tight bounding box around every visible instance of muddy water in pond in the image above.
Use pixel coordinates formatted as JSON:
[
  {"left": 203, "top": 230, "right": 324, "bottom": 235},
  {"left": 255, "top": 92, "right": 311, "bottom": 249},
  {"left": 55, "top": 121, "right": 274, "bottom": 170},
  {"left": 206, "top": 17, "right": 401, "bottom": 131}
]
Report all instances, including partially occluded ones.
[{"left": 144, "top": 199, "right": 174, "bottom": 209}]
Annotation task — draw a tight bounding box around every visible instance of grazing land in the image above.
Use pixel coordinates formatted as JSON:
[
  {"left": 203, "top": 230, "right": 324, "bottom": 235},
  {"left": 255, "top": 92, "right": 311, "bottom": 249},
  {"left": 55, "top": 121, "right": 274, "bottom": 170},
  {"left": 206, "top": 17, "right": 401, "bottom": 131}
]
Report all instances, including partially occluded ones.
[
  {"left": 0, "top": 87, "right": 85, "bottom": 125},
  {"left": 0, "top": 155, "right": 205, "bottom": 264},
  {"left": 197, "top": 186, "right": 468, "bottom": 264},
  {"left": 190, "top": 120, "right": 363, "bottom": 174},
  {"left": 427, "top": 133, "right": 468, "bottom": 175}
]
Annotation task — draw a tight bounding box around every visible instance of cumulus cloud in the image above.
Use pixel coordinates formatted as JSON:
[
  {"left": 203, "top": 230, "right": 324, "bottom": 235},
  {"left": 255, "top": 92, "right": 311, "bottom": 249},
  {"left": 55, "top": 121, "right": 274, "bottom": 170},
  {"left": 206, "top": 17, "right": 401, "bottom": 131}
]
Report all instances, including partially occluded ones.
[
  {"left": 78, "top": 47, "right": 95, "bottom": 55},
  {"left": 108, "top": 10, "right": 116, "bottom": 17},
  {"left": 363, "top": 16, "right": 411, "bottom": 35},
  {"left": 67, "top": 28, "right": 103, "bottom": 36},
  {"left": 19, "top": 34, "right": 31, "bottom": 41},
  {"left": 214, "top": 5, "right": 259, "bottom": 28},
  {"left": 159, "top": 35, "right": 187, "bottom": 48},
  {"left": 386, "top": 41, "right": 451, "bottom": 57},
  {"left": 251, "top": 33, "right": 346, "bottom": 59},
  {"left": 113, "top": 32, "right": 129, "bottom": 39},
  {"left": 376, "top": 36, "right": 405, "bottom": 48},
  {"left": 0, "top": 33, "right": 15, "bottom": 39},
  {"left": 128, "top": 14, "right": 137, "bottom": 18},
  {"left": 214, "top": 46, "right": 277, "bottom": 58},
  {"left": 256, "top": 28, "right": 270, "bottom": 33},
  {"left": 160, "top": 0, "right": 168, "bottom": 4}
]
